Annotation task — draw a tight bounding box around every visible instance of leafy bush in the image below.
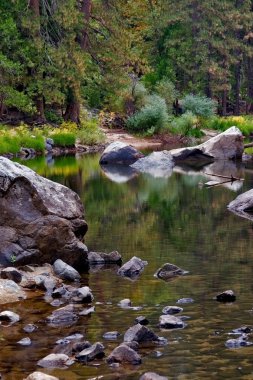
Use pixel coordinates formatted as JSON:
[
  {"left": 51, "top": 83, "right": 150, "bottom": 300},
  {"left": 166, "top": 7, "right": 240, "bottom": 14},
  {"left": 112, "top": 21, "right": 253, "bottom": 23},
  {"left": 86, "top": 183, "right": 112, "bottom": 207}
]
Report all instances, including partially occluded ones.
[
  {"left": 45, "top": 110, "right": 64, "bottom": 124},
  {"left": 181, "top": 94, "right": 217, "bottom": 118},
  {"left": 77, "top": 118, "right": 105, "bottom": 145},
  {"left": 170, "top": 111, "right": 202, "bottom": 137},
  {"left": 126, "top": 95, "right": 168, "bottom": 133},
  {"left": 155, "top": 79, "right": 178, "bottom": 112}
]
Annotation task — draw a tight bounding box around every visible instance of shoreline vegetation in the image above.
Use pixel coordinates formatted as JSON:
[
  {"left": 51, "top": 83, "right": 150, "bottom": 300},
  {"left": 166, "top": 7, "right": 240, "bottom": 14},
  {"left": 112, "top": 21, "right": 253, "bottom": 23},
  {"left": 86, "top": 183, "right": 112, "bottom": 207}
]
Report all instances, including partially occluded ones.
[{"left": 1, "top": 112, "right": 253, "bottom": 159}]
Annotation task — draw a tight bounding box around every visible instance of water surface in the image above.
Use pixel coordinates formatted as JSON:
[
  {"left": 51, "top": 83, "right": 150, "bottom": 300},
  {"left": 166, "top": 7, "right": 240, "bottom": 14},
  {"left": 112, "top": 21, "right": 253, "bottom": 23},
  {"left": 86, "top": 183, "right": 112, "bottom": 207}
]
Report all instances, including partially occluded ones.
[{"left": 2, "top": 154, "right": 253, "bottom": 379}]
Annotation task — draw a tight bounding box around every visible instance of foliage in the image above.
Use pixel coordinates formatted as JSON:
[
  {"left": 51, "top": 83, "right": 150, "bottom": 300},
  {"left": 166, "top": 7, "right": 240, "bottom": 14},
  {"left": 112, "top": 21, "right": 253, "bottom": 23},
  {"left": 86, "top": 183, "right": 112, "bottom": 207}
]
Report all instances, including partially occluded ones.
[
  {"left": 203, "top": 115, "right": 253, "bottom": 136},
  {"left": 170, "top": 112, "right": 202, "bottom": 137},
  {"left": 155, "top": 79, "right": 179, "bottom": 112},
  {"left": 44, "top": 110, "right": 64, "bottom": 124},
  {"left": 181, "top": 95, "right": 217, "bottom": 118},
  {"left": 0, "top": 124, "right": 44, "bottom": 154},
  {"left": 126, "top": 95, "right": 168, "bottom": 133},
  {"left": 77, "top": 118, "right": 105, "bottom": 145}
]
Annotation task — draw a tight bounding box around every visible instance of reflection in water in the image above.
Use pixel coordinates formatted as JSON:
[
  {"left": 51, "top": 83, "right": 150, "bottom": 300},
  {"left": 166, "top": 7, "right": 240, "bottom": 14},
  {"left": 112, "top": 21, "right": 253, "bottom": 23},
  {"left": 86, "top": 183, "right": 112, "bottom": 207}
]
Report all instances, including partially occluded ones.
[
  {"left": 7, "top": 154, "right": 253, "bottom": 380},
  {"left": 101, "top": 164, "right": 138, "bottom": 183}
]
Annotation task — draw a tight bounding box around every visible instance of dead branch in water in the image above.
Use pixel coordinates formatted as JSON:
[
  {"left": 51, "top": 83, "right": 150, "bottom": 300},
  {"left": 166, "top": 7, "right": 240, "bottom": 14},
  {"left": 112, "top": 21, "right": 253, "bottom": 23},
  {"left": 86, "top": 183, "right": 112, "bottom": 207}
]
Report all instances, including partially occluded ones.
[{"left": 204, "top": 173, "right": 244, "bottom": 182}]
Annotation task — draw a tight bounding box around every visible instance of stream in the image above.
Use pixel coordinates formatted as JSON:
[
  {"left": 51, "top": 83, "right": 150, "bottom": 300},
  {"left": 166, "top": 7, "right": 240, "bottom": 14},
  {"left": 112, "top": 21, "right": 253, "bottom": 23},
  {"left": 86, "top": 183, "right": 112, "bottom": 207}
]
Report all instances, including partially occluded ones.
[{"left": 2, "top": 153, "right": 253, "bottom": 379}]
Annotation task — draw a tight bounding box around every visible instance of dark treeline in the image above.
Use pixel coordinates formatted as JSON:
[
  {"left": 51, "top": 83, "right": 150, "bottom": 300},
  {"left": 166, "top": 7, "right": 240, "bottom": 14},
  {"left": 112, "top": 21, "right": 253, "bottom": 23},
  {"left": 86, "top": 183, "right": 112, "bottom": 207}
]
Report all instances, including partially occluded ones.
[{"left": 0, "top": 0, "right": 253, "bottom": 124}]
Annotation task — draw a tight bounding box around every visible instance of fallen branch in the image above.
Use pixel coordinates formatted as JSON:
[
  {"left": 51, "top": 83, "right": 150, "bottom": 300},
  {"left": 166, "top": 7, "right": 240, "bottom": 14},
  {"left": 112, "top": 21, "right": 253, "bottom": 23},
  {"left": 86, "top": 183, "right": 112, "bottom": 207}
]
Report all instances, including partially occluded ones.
[
  {"left": 204, "top": 173, "right": 244, "bottom": 182},
  {"left": 204, "top": 179, "right": 234, "bottom": 188}
]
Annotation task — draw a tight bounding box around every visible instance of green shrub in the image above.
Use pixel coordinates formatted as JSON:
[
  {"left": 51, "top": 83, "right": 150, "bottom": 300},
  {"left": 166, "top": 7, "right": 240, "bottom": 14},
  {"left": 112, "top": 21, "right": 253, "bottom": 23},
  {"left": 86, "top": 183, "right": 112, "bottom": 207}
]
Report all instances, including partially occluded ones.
[
  {"left": 155, "top": 79, "right": 178, "bottom": 112},
  {"left": 181, "top": 94, "right": 217, "bottom": 118},
  {"left": 170, "top": 111, "right": 203, "bottom": 137},
  {"left": 126, "top": 95, "right": 168, "bottom": 133},
  {"left": 78, "top": 118, "right": 105, "bottom": 145},
  {"left": 45, "top": 110, "right": 64, "bottom": 124}
]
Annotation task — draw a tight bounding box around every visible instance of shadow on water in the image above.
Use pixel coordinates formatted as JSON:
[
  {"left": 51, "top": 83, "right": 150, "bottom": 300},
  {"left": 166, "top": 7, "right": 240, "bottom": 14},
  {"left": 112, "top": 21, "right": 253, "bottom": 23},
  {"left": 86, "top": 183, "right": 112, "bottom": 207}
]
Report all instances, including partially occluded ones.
[{"left": 5, "top": 153, "right": 253, "bottom": 379}]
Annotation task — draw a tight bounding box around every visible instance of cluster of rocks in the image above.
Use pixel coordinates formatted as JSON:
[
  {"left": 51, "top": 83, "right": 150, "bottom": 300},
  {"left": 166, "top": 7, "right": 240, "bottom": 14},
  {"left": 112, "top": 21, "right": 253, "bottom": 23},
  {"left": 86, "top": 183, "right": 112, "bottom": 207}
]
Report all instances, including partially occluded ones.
[{"left": 99, "top": 127, "right": 244, "bottom": 179}]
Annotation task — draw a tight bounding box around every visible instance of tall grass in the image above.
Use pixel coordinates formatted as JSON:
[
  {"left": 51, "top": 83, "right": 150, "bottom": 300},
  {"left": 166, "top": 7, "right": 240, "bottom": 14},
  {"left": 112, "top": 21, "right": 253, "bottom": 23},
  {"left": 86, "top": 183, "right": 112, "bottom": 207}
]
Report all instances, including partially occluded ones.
[{"left": 204, "top": 116, "right": 253, "bottom": 136}]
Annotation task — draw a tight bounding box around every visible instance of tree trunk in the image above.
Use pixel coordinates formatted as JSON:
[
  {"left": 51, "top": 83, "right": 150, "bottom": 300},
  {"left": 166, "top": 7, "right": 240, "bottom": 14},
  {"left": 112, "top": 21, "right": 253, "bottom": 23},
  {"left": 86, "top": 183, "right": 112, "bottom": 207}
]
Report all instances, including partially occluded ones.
[
  {"left": 80, "top": 0, "right": 92, "bottom": 50},
  {"left": 29, "top": 0, "right": 40, "bottom": 17},
  {"left": 234, "top": 61, "right": 242, "bottom": 115},
  {"left": 222, "top": 90, "right": 227, "bottom": 116},
  {"left": 64, "top": 100, "right": 80, "bottom": 124},
  {"left": 64, "top": 0, "right": 92, "bottom": 123},
  {"left": 247, "top": 56, "right": 253, "bottom": 113},
  {"left": 35, "top": 98, "right": 46, "bottom": 123},
  {"left": 29, "top": 0, "right": 46, "bottom": 122}
]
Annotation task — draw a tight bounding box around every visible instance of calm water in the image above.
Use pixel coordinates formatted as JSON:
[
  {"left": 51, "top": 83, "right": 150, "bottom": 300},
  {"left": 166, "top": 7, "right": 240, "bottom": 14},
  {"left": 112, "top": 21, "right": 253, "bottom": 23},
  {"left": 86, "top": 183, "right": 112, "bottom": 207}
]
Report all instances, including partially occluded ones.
[{"left": 2, "top": 154, "right": 253, "bottom": 380}]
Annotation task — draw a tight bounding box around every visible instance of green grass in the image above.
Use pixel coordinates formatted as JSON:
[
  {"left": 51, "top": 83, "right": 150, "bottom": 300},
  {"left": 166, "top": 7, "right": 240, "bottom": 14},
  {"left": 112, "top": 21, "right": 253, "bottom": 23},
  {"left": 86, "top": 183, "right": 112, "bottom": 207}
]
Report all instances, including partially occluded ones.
[
  {"left": 203, "top": 116, "right": 253, "bottom": 136},
  {"left": 49, "top": 132, "right": 76, "bottom": 147}
]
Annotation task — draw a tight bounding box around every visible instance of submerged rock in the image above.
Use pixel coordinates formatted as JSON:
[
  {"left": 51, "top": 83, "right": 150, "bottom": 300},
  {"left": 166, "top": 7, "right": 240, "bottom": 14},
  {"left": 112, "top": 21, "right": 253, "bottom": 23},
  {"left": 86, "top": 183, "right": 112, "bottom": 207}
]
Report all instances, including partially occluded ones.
[
  {"left": 37, "top": 353, "right": 71, "bottom": 368},
  {"left": 130, "top": 151, "right": 174, "bottom": 178},
  {"left": 103, "top": 331, "right": 120, "bottom": 340},
  {"left": 75, "top": 342, "right": 105, "bottom": 362},
  {"left": 225, "top": 335, "right": 252, "bottom": 349},
  {"left": 124, "top": 324, "right": 159, "bottom": 344},
  {"left": 0, "top": 310, "right": 20, "bottom": 324},
  {"left": 177, "top": 298, "right": 194, "bottom": 304},
  {"left": 107, "top": 343, "right": 142, "bottom": 365},
  {"left": 17, "top": 337, "right": 31, "bottom": 346},
  {"left": 88, "top": 250, "right": 122, "bottom": 265},
  {"left": 216, "top": 290, "right": 236, "bottom": 303},
  {"left": 53, "top": 259, "right": 81, "bottom": 282},
  {"left": 118, "top": 298, "right": 132, "bottom": 308},
  {"left": 118, "top": 256, "right": 148, "bottom": 279},
  {"left": 154, "top": 263, "right": 187, "bottom": 281},
  {"left": 162, "top": 306, "right": 183, "bottom": 315},
  {"left": 23, "top": 324, "right": 38, "bottom": 333},
  {"left": 99, "top": 141, "right": 144, "bottom": 165},
  {"left": 25, "top": 372, "right": 59, "bottom": 380},
  {"left": 159, "top": 315, "right": 185, "bottom": 329},
  {"left": 139, "top": 373, "right": 168, "bottom": 380},
  {"left": 135, "top": 316, "right": 149, "bottom": 325},
  {"left": 46, "top": 304, "right": 78, "bottom": 326},
  {"left": 0, "top": 157, "right": 88, "bottom": 267}
]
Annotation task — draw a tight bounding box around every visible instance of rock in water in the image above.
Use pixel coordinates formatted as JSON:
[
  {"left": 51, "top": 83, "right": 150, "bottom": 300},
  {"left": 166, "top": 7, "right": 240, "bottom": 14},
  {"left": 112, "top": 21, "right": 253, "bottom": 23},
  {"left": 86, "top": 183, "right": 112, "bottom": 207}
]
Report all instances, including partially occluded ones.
[
  {"left": 139, "top": 373, "right": 168, "bottom": 380},
  {"left": 154, "top": 263, "right": 188, "bottom": 281},
  {"left": 37, "top": 353, "right": 71, "bottom": 368},
  {"left": 228, "top": 189, "right": 253, "bottom": 221},
  {"left": 99, "top": 141, "right": 144, "bottom": 165},
  {"left": 216, "top": 290, "right": 236, "bottom": 303},
  {"left": 107, "top": 343, "right": 142, "bottom": 365},
  {"left": 0, "top": 157, "right": 88, "bottom": 267},
  {"left": 124, "top": 324, "right": 159, "bottom": 343},
  {"left": 118, "top": 256, "right": 148, "bottom": 279},
  {"left": 75, "top": 342, "right": 105, "bottom": 362},
  {"left": 53, "top": 259, "right": 81, "bottom": 281},
  {"left": 131, "top": 151, "right": 174, "bottom": 178},
  {"left": 159, "top": 315, "right": 185, "bottom": 329},
  {"left": 24, "top": 372, "right": 59, "bottom": 380},
  {"left": 170, "top": 126, "right": 243, "bottom": 161}
]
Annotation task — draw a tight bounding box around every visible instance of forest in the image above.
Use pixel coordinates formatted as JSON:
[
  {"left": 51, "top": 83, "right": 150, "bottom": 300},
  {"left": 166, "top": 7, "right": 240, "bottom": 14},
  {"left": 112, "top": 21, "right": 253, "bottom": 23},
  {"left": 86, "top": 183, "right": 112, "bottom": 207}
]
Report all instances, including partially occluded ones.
[{"left": 0, "top": 1, "right": 253, "bottom": 133}]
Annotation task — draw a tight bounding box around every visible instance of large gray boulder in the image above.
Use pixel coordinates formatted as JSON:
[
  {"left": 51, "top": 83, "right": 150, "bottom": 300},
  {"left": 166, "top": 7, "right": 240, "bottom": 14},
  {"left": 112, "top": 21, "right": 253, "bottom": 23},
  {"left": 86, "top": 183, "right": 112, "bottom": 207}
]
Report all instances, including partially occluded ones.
[
  {"left": 0, "top": 157, "right": 88, "bottom": 267},
  {"left": 170, "top": 126, "right": 244, "bottom": 161},
  {"left": 130, "top": 151, "right": 174, "bottom": 178},
  {"left": 99, "top": 141, "right": 144, "bottom": 165},
  {"left": 228, "top": 189, "right": 253, "bottom": 221}
]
